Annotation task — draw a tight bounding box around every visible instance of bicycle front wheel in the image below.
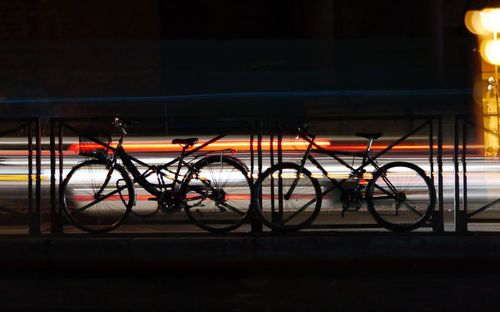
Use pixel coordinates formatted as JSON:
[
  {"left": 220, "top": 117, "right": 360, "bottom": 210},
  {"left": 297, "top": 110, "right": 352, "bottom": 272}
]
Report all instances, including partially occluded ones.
[
  {"left": 253, "top": 163, "right": 322, "bottom": 231},
  {"left": 182, "top": 155, "right": 252, "bottom": 233},
  {"left": 366, "top": 162, "right": 435, "bottom": 232},
  {"left": 61, "top": 159, "right": 135, "bottom": 233}
]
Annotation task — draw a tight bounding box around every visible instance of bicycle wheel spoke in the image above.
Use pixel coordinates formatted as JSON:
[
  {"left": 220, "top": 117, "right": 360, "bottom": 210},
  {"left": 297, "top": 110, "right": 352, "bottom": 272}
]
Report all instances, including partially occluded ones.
[
  {"left": 62, "top": 160, "right": 132, "bottom": 233},
  {"left": 282, "top": 197, "right": 317, "bottom": 225},
  {"left": 217, "top": 202, "right": 245, "bottom": 216},
  {"left": 367, "top": 162, "right": 434, "bottom": 231},
  {"left": 283, "top": 176, "right": 300, "bottom": 199},
  {"left": 403, "top": 201, "right": 424, "bottom": 217},
  {"left": 255, "top": 164, "right": 321, "bottom": 231},
  {"left": 183, "top": 156, "right": 251, "bottom": 233},
  {"left": 70, "top": 187, "right": 121, "bottom": 216}
]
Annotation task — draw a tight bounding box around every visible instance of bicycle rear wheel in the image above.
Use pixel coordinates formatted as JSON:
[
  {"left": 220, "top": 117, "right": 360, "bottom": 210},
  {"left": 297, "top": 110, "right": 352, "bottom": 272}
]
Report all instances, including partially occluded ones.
[
  {"left": 182, "top": 155, "right": 252, "bottom": 233},
  {"left": 253, "top": 163, "right": 322, "bottom": 231},
  {"left": 61, "top": 159, "right": 134, "bottom": 233},
  {"left": 366, "top": 162, "right": 435, "bottom": 232}
]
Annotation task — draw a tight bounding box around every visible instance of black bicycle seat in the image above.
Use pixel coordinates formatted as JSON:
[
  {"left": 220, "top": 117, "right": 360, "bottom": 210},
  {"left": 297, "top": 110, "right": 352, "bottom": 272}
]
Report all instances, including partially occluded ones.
[
  {"left": 172, "top": 138, "right": 198, "bottom": 147},
  {"left": 355, "top": 132, "right": 382, "bottom": 140}
]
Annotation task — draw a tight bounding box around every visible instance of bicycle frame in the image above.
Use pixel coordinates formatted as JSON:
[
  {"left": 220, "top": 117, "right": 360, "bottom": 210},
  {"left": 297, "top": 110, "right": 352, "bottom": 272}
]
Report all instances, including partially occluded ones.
[
  {"left": 294, "top": 131, "right": 385, "bottom": 199},
  {"left": 61, "top": 118, "right": 258, "bottom": 234},
  {"left": 78, "top": 129, "right": 227, "bottom": 199}
]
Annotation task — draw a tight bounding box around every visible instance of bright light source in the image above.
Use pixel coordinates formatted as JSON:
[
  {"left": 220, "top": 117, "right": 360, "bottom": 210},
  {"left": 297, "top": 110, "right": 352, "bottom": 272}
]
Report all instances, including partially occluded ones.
[
  {"left": 465, "top": 10, "right": 490, "bottom": 35},
  {"left": 481, "top": 39, "right": 500, "bottom": 65},
  {"left": 480, "top": 8, "right": 500, "bottom": 33}
]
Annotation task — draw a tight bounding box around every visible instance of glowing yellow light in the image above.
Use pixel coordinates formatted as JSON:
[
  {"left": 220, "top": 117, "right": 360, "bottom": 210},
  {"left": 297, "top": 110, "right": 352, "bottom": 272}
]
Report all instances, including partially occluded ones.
[
  {"left": 480, "top": 8, "right": 500, "bottom": 33},
  {"left": 465, "top": 8, "right": 500, "bottom": 157},
  {"left": 481, "top": 39, "right": 500, "bottom": 65},
  {"left": 0, "top": 175, "right": 45, "bottom": 182},
  {"left": 465, "top": 10, "right": 490, "bottom": 35}
]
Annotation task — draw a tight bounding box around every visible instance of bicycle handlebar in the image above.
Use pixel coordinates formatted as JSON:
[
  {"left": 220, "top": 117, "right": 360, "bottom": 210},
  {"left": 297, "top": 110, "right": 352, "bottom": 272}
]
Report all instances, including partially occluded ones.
[
  {"left": 113, "top": 117, "right": 128, "bottom": 135},
  {"left": 297, "top": 125, "right": 314, "bottom": 138}
]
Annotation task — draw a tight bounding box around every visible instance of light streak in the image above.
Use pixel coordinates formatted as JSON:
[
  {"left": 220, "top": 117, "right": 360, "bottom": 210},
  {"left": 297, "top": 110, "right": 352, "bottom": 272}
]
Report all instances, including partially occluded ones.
[
  {"left": 72, "top": 194, "right": 250, "bottom": 201},
  {"left": 67, "top": 141, "right": 486, "bottom": 153}
]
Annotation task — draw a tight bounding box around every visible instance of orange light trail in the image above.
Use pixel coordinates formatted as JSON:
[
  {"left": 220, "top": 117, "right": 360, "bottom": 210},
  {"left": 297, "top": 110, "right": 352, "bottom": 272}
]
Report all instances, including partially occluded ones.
[
  {"left": 68, "top": 140, "right": 333, "bottom": 154},
  {"left": 66, "top": 141, "right": 486, "bottom": 154},
  {"left": 0, "top": 143, "right": 487, "bottom": 156}
]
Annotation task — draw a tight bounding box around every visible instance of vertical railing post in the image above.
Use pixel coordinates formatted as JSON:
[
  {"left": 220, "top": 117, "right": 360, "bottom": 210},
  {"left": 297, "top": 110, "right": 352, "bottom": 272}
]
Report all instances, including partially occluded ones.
[
  {"left": 277, "top": 125, "right": 283, "bottom": 223},
  {"left": 35, "top": 118, "right": 42, "bottom": 234},
  {"left": 58, "top": 120, "right": 64, "bottom": 233},
  {"left": 258, "top": 120, "right": 263, "bottom": 182},
  {"left": 27, "top": 120, "right": 34, "bottom": 234},
  {"left": 461, "top": 116, "right": 468, "bottom": 232},
  {"left": 250, "top": 120, "right": 263, "bottom": 233},
  {"left": 433, "top": 116, "right": 445, "bottom": 232},
  {"left": 270, "top": 126, "right": 275, "bottom": 223},
  {"left": 453, "top": 115, "right": 464, "bottom": 232},
  {"left": 50, "top": 119, "right": 56, "bottom": 233},
  {"left": 50, "top": 119, "right": 63, "bottom": 234},
  {"left": 429, "top": 119, "right": 435, "bottom": 187},
  {"left": 250, "top": 121, "right": 254, "bottom": 185},
  {"left": 30, "top": 118, "right": 42, "bottom": 235}
]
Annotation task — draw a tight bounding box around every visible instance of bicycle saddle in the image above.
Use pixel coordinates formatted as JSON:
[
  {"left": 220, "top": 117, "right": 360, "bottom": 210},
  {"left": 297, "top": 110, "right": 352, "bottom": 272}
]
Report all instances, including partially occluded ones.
[
  {"left": 355, "top": 132, "right": 382, "bottom": 140},
  {"left": 172, "top": 137, "right": 198, "bottom": 147}
]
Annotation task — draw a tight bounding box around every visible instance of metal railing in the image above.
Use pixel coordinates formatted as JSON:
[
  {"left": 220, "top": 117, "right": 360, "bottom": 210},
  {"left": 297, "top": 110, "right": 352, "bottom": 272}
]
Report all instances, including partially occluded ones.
[
  {"left": 0, "top": 118, "right": 41, "bottom": 235},
  {"left": 0, "top": 115, "right": 450, "bottom": 234},
  {"left": 254, "top": 116, "right": 444, "bottom": 232},
  {"left": 49, "top": 117, "right": 260, "bottom": 233},
  {"left": 453, "top": 114, "right": 500, "bottom": 232}
]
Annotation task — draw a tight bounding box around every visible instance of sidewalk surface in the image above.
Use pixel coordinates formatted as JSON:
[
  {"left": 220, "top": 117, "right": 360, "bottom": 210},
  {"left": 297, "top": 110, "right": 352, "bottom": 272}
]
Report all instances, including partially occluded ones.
[
  {"left": 1, "top": 232, "right": 500, "bottom": 270},
  {"left": 2, "top": 232, "right": 500, "bottom": 311}
]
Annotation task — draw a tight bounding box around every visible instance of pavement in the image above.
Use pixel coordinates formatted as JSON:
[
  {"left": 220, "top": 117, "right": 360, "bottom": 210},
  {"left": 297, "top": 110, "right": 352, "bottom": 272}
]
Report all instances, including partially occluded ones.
[
  {"left": 1, "top": 231, "right": 500, "bottom": 270},
  {"left": 2, "top": 232, "right": 500, "bottom": 311}
]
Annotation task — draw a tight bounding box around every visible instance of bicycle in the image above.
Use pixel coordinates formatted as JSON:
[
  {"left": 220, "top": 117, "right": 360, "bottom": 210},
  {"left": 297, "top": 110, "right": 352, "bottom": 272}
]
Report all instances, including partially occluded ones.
[
  {"left": 61, "top": 118, "right": 252, "bottom": 233},
  {"left": 253, "top": 127, "right": 436, "bottom": 232}
]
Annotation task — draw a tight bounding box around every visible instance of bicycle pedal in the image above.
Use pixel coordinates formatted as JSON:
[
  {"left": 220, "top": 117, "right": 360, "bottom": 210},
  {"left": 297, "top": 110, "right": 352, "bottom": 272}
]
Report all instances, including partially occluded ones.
[{"left": 147, "top": 197, "right": 159, "bottom": 201}]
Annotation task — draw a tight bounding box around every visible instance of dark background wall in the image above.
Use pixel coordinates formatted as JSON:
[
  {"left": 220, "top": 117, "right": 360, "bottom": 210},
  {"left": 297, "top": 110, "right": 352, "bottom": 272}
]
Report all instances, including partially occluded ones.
[
  {"left": 0, "top": 0, "right": 475, "bottom": 39},
  {"left": 0, "top": 0, "right": 480, "bottom": 118}
]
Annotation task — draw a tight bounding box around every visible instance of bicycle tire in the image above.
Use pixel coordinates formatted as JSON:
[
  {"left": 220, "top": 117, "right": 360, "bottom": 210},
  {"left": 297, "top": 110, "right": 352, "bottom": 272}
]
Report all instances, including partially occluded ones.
[
  {"left": 253, "top": 163, "right": 322, "bottom": 231},
  {"left": 182, "top": 155, "right": 252, "bottom": 233},
  {"left": 366, "top": 161, "right": 435, "bottom": 232},
  {"left": 61, "top": 159, "right": 135, "bottom": 233}
]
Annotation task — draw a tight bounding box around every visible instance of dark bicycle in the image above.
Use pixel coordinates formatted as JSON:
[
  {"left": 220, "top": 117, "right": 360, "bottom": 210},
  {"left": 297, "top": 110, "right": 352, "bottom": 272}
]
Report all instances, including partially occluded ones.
[
  {"left": 253, "top": 127, "right": 436, "bottom": 232},
  {"left": 61, "top": 118, "right": 252, "bottom": 233}
]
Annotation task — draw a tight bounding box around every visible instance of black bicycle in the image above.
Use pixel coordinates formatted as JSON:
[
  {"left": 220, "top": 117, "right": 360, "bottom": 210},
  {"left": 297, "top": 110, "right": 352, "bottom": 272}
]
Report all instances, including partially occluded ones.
[
  {"left": 253, "top": 127, "right": 436, "bottom": 232},
  {"left": 61, "top": 118, "right": 252, "bottom": 233}
]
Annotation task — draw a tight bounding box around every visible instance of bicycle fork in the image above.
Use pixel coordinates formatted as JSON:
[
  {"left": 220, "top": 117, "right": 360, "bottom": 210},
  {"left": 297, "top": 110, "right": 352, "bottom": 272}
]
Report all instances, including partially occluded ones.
[
  {"left": 94, "top": 161, "right": 116, "bottom": 199},
  {"left": 284, "top": 140, "right": 314, "bottom": 200}
]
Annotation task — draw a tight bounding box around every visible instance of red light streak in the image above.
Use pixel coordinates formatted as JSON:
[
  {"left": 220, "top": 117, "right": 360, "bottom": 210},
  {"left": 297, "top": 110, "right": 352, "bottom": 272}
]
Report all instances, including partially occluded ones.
[{"left": 260, "top": 194, "right": 316, "bottom": 200}]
